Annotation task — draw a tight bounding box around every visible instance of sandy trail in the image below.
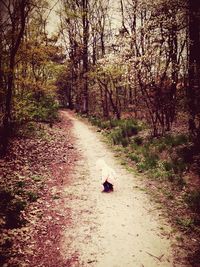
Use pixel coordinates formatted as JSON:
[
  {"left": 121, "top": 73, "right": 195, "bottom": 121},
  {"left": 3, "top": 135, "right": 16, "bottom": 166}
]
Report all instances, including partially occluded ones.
[{"left": 61, "top": 111, "right": 175, "bottom": 267}]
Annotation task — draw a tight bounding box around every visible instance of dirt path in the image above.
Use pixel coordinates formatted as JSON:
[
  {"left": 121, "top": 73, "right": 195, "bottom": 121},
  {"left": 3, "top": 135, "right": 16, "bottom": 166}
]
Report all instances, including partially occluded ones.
[{"left": 61, "top": 111, "right": 176, "bottom": 267}]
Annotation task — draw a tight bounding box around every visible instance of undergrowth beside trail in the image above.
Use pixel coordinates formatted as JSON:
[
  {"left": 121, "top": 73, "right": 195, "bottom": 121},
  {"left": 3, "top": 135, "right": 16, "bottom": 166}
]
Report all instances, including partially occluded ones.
[
  {"left": 0, "top": 113, "right": 76, "bottom": 267},
  {"left": 87, "top": 115, "right": 200, "bottom": 266}
]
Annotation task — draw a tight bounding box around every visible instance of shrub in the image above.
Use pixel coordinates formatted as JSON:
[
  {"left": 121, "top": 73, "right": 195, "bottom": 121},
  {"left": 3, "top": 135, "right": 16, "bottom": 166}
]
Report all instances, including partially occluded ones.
[
  {"left": 121, "top": 137, "right": 129, "bottom": 147},
  {"left": 109, "top": 129, "right": 129, "bottom": 146},
  {"left": 150, "top": 168, "right": 173, "bottom": 180},
  {"left": 151, "top": 138, "right": 167, "bottom": 152},
  {"left": 128, "top": 153, "right": 140, "bottom": 163},
  {"left": 14, "top": 92, "right": 59, "bottom": 125},
  {"left": 109, "top": 119, "right": 120, "bottom": 128},
  {"left": 162, "top": 134, "right": 188, "bottom": 148},
  {"left": 172, "top": 158, "right": 186, "bottom": 174},
  {"left": 152, "top": 134, "right": 188, "bottom": 152},
  {"left": 100, "top": 120, "right": 111, "bottom": 129},
  {"left": 143, "top": 152, "right": 159, "bottom": 169},
  {"left": 133, "top": 136, "right": 143, "bottom": 146},
  {"left": 135, "top": 144, "right": 159, "bottom": 172},
  {"left": 174, "top": 134, "right": 188, "bottom": 146},
  {"left": 90, "top": 117, "right": 141, "bottom": 148},
  {"left": 33, "top": 95, "right": 59, "bottom": 123},
  {"left": 137, "top": 162, "right": 147, "bottom": 172},
  {"left": 109, "top": 129, "right": 123, "bottom": 145},
  {"left": 89, "top": 116, "right": 111, "bottom": 129},
  {"left": 163, "top": 161, "right": 174, "bottom": 171},
  {"left": 120, "top": 120, "right": 138, "bottom": 137},
  {"left": 89, "top": 117, "right": 102, "bottom": 127}
]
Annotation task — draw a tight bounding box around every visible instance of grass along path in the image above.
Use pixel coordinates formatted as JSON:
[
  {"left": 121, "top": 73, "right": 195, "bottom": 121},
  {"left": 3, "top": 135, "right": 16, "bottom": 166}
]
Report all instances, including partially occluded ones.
[{"left": 60, "top": 110, "right": 181, "bottom": 267}]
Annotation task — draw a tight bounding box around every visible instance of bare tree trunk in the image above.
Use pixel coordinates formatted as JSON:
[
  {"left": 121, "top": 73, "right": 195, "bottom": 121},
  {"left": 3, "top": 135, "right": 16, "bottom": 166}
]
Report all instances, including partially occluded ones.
[
  {"left": 0, "top": 17, "right": 4, "bottom": 117},
  {"left": 100, "top": 86, "right": 109, "bottom": 118},
  {"left": 100, "top": 32, "right": 105, "bottom": 56},
  {"left": 120, "top": 0, "right": 129, "bottom": 33},
  {"left": 82, "top": 0, "right": 89, "bottom": 114},
  {"left": 92, "top": 31, "right": 97, "bottom": 65},
  {"left": 1, "top": 0, "right": 29, "bottom": 156},
  {"left": 166, "top": 20, "right": 178, "bottom": 131},
  {"left": 187, "top": 0, "right": 200, "bottom": 138}
]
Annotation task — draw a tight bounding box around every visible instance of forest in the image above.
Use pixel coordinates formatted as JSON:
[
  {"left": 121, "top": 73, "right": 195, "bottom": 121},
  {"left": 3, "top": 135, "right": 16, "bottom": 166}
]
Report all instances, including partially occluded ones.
[
  {"left": 0, "top": 0, "right": 200, "bottom": 149},
  {"left": 0, "top": 0, "right": 200, "bottom": 266}
]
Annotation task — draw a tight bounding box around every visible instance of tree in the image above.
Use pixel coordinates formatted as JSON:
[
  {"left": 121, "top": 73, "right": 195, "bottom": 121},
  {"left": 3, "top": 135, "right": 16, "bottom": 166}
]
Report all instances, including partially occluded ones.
[
  {"left": 57, "top": 0, "right": 194, "bottom": 139},
  {"left": 187, "top": 0, "right": 200, "bottom": 141},
  {"left": 82, "top": 0, "right": 89, "bottom": 114},
  {"left": 0, "top": 0, "right": 61, "bottom": 155},
  {"left": 59, "top": 0, "right": 110, "bottom": 113},
  {"left": 14, "top": 0, "right": 62, "bottom": 123},
  {"left": 118, "top": 0, "right": 187, "bottom": 135},
  {"left": 0, "top": 0, "right": 31, "bottom": 155}
]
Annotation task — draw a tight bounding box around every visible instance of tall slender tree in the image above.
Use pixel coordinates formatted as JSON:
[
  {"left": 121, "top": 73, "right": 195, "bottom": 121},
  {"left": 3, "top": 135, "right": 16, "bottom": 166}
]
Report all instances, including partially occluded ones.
[
  {"left": 0, "top": 0, "right": 31, "bottom": 155},
  {"left": 187, "top": 0, "right": 200, "bottom": 140},
  {"left": 82, "top": 0, "right": 89, "bottom": 114}
]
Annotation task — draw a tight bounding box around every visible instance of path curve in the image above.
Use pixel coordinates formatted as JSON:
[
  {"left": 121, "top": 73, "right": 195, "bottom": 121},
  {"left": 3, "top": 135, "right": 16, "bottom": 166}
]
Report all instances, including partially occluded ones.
[{"left": 61, "top": 110, "right": 175, "bottom": 267}]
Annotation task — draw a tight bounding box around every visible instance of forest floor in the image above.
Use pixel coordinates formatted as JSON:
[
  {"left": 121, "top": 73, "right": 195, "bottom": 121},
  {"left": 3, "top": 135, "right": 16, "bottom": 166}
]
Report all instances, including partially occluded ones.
[{"left": 0, "top": 110, "right": 193, "bottom": 266}]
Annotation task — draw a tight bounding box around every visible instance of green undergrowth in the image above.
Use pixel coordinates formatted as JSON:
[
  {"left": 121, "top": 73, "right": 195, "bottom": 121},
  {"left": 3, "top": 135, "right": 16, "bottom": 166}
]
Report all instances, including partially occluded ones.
[
  {"left": 122, "top": 133, "right": 190, "bottom": 188},
  {"left": 88, "top": 115, "right": 190, "bottom": 185},
  {"left": 14, "top": 93, "right": 59, "bottom": 125},
  {"left": 88, "top": 115, "right": 200, "bottom": 231},
  {"left": 14, "top": 121, "right": 56, "bottom": 141},
  {"left": 88, "top": 116, "right": 144, "bottom": 147},
  {"left": 5, "top": 95, "right": 60, "bottom": 143}
]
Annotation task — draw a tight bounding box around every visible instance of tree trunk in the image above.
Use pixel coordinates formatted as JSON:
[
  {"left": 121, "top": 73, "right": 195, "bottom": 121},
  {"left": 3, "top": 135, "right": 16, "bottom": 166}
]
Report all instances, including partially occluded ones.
[
  {"left": 166, "top": 21, "right": 178, "bottom": 131},
  {"left": 187, "top": 0, "right": 200, "bottom": 138},
  {"left": 1, "top": 0, "right": 28, "bottom": 156},
  {"left": 82, "top": 0, "right": 89, "bottom": 114}
]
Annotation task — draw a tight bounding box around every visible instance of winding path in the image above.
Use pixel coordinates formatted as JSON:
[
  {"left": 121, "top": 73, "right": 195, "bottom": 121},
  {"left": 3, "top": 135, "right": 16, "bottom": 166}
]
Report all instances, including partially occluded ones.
[{"left": 61, "top": 111, "right": 175, "bottom": 267}]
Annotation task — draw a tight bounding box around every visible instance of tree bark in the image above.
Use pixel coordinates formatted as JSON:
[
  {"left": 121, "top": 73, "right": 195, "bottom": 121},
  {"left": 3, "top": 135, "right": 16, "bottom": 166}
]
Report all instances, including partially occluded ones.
[
  {"left": 1, "top": 0, "right": 29, "bottom": 156},
  {"left": 187, "top": 0, "right": 200, "bottom": 138},
  {"left": 82, "top": 0, "right": 89, "bottom": 114}
]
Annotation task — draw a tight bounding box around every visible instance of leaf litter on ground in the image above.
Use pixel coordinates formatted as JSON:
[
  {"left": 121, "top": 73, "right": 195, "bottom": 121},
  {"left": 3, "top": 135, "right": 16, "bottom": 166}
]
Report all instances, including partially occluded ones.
[{"left": 0, "top": 112, "right": 78, "bottom": 267}]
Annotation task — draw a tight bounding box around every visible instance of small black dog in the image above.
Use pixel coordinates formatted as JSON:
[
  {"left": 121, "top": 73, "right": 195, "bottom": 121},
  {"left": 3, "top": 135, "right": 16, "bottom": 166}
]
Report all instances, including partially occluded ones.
[{"left": 103, "top": 180, "right": 113, "bottom": 192}]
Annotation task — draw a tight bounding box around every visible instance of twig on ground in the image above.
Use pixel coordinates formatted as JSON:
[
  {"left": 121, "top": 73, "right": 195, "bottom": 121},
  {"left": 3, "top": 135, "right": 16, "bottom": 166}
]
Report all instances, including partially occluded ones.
[{"left": 146, "top": 251, "right": 164, "bottom": 261}]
